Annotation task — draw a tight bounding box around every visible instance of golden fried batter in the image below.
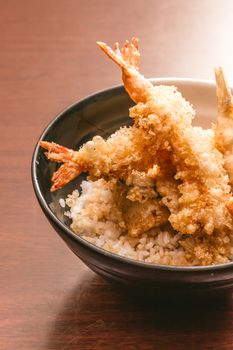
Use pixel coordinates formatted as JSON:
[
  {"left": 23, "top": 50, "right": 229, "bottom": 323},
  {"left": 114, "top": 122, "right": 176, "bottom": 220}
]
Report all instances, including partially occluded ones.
[{"left": 40, "top": 38, "right": 233, "bottom": 265}]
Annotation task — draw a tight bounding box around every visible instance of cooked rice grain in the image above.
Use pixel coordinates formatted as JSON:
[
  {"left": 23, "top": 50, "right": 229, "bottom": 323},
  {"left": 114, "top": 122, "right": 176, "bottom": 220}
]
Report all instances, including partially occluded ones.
[{"left": 64, "top": 179, "right": 233, "bottom": 266}]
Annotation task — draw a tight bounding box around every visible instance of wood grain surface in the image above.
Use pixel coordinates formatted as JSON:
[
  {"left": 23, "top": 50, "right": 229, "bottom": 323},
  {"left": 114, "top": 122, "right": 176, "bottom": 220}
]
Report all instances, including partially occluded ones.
[{"left": 1, "top": 1, "right": 233, "bottom": 349}]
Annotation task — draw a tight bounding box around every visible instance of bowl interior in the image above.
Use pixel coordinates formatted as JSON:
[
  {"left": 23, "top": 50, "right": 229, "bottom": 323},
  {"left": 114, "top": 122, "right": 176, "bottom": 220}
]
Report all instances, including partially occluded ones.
[{"left": 33, "top": 78, "right": 221, "bottom": 260}]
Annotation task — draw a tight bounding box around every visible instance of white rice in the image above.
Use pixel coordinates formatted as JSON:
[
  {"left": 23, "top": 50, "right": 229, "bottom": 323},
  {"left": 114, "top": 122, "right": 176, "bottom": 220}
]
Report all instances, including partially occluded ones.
[
  {"left": 61, "top": 178, "right": 233, "bottom": 266},
  {"left": 63, "top": 179, "right": 193, "bottom": 266}
]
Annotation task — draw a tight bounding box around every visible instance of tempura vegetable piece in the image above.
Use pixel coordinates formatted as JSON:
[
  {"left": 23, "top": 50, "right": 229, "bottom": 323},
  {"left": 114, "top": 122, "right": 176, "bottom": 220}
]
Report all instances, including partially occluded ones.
[
  {"left": 115, "top": 182, "right": 169, "bottom": 237},
  {"left": 66, "top": 178, "right": 168, "bottom": 238},
  {"left": 180, "top": 231, "right": 232, "bottom": 266}
]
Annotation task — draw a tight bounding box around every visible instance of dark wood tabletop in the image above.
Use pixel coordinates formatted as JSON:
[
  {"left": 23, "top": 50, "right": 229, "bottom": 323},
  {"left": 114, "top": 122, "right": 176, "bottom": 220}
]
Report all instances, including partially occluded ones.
[{"left": 1, "top": 0, "right": 233, "bottom": 349}]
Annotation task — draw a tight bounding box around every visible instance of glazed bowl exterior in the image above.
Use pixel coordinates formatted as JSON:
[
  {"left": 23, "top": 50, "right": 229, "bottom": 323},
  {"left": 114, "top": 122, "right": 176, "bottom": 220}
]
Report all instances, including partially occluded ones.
[{"left": 32, "top": 79, "right": 233, "bottom": 298}]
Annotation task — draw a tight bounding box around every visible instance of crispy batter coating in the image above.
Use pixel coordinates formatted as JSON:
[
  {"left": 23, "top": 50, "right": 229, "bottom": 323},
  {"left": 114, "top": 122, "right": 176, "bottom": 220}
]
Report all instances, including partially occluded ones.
[
  {"left": 40, "top": 38, "right": 233, "bottom": 265},
  {"left": 114, "top": 182, "right": 169, "bottom": 237},
  {"left": 41, "top": 126, "right": 160, "bottom": 187},
  {"left": 215, "top": 67, "right": 233, "bottom": 186},
  {"left": 130, "top": 100, "right": 233, "bottom": 235},
  {"left": 99, "top": 39, "right": 233, "bottom": 236}
]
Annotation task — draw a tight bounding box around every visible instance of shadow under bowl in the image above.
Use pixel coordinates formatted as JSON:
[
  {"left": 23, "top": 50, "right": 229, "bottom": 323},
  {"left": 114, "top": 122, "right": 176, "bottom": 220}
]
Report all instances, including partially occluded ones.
[{"left": 32, "top": 79, "right": 233, "bottom": 299}]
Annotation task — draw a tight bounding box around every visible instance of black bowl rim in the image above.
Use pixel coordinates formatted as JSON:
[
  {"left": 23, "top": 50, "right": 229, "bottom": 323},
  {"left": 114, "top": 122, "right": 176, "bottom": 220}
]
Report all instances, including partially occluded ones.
[{"left": 31, "top": 78, "right": 233, "bottom": 273}]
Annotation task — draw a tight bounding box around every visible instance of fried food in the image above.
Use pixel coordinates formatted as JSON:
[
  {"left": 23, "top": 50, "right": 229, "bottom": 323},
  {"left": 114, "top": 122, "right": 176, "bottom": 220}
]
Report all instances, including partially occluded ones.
[
  {"left": 115, "top": 181, "right": 169, "bottom": 237},
  {"left": 40, "top": 126, "right": 159, "bottom": 190},
  {"left": 40, "top": 38, "right": 233, "bottom": 249},
  {"left": 215, "top": 67, "right": 233, "bottom": 186},
  {"left": 98, "top": 38, "right": 233, "bottom": 236},
  {"left": 41, "top": 127, "right": 170, "bottom": 236}
]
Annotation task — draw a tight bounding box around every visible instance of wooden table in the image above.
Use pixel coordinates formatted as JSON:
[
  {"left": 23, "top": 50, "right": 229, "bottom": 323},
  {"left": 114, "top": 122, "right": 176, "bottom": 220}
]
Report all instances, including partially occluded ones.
[{"left": 1, "top": 1, "right": 233, "bottom": 349}]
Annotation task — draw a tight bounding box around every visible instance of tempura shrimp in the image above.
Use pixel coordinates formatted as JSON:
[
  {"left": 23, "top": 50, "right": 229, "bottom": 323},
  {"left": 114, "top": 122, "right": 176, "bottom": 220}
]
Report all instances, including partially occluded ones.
[
  {"left": 41, "top": 127, "right": 170, "bottom": 236},
  {"left": 41, "top": 37, "right": 233, "bottom": 237},
  {"left": 215, "top": 67, "right": 233, "bottom": 186},
  {"left": 98, "top": 38, "right": 233, "bottom": 235},
  {"left": 40, "top": 126, "right": 159, "bottom": 191}
]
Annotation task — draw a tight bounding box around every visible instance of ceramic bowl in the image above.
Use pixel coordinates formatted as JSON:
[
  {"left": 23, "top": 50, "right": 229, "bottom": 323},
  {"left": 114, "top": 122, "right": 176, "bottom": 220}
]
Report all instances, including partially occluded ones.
[{"left": 32, "top": 79, "right": 233, "bottom": 298}]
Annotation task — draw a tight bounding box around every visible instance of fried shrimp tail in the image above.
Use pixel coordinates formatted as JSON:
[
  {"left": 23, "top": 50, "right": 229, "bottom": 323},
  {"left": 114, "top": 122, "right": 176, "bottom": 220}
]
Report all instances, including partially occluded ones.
[
  {"left": 215, "top": 67, "right": 233, "bottom": 186},
  {"left": 51, "top": 163, "right": 81, "bottom": 192},
  {"left": 40, "top": 141, "right": 84, "bottom": 191},
  {"left": 40, "top": 141, "right": 78, "bottom": 162},
  {"left": 97, "top": 38, "right": 153, "bottom": 103},
  {"left": 215, "top": 67, "right": 233, "bottom": 116}
]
